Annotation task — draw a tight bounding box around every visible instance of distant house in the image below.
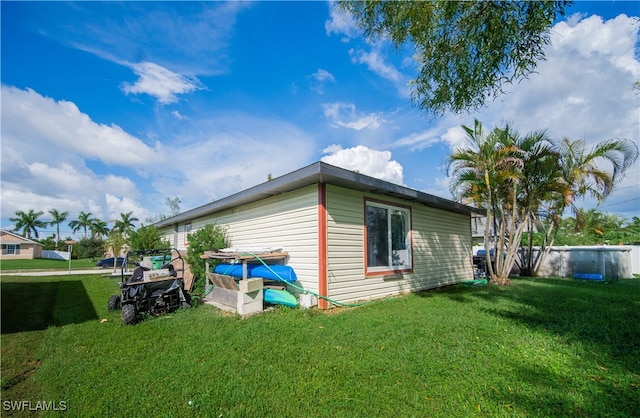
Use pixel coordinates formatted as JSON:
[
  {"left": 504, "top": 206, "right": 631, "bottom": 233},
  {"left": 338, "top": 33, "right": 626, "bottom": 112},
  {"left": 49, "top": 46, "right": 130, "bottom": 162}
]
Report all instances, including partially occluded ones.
[
  {"left": 155, "top": 162, "right": 483, "bottom": 308},
  {"left": 1, "top": 229, "right": 43, "bottom": 260}
]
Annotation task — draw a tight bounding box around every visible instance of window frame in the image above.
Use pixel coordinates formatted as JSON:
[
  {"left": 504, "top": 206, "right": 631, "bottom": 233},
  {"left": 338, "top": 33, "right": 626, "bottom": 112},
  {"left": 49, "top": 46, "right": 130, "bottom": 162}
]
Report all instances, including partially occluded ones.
[
  {"left": 183, "top": 223, "right": 192, "bottom": 247},
  {"left": 2, "top": 244, "right": 20, "bottom": 255},
  {"left": 364, "top": 198, "right": 413, "bottom": 276}
]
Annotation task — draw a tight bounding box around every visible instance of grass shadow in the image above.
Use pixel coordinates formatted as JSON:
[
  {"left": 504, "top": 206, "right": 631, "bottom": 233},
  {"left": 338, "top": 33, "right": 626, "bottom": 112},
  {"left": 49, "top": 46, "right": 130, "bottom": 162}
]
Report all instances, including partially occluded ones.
[
  {"left": 477, "top": 279, "right": 639, "bottom": 361},
  {"left": 1, "top": 280, "right": 98, "bottom": 334},
  {"left": 432, "top": 277, "right": 640, "bottom": 415}
]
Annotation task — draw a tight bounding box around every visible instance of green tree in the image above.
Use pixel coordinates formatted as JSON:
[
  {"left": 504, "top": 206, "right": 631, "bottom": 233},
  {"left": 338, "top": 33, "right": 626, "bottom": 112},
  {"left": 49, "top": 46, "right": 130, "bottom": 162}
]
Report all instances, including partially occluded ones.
[
  {"left": 185, "top": 223, "right": 230, "bottom": 284},
  {"left": 105, "top": 229, "right": 127, "bottom": 273},
  {"left": 555, "top": 137, "right": 639, "bottom": 216},
  {"left": 48, "top": 209, "right": 68, "bottom": 246},
  {"left": 514, "top": 130, "right": 568, "bottom": 276},
  {"left": 90, "top": 219, "right": 110, "bottom": 239},
  {"left": 338, "top": 1, "right": 570, "bottom": 115},
  {"left": 113, "top": 212, "right": 139, "bottom": 236},
  {"left": 127, "top": 225, "right": 170, "bottom": 251},
  {"left": 451, "top": 121, "right": 638, "bottom": 281},
  {"left": 447, "top": 120, "right": 522, "bottom": 284},
  {"left": 38, "top": 234, "right": 58, "bottom": 251},
  {"left": 165, "top": 197, "right": 181, "bottom": 216},
  {"left": 10, "top": 209, "right": 47, "bottom": 239},
  {"left": 75, "top": 237, "right": 105, "bottom": 259},
  {"left": 69, "top": 211, "right": 95, "bottom": 239}
]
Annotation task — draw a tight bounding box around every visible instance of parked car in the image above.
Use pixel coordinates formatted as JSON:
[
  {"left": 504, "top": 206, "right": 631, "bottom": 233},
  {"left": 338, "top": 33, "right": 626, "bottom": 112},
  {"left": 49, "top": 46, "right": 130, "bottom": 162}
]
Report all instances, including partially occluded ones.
[{"left": 96, "top": 257, "right": 125, "bottom": 268}]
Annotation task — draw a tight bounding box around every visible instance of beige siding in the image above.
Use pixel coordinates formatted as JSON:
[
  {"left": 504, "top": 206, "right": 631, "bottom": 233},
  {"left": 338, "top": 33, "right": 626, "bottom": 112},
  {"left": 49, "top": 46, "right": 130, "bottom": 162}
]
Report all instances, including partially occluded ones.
[
  {"left": 326, "top": 185, "right": 473, "bottom": 303},
  {"left": 159, "top": 186, "right": 319, "bottom": 291},
  {"left": 0, "top": 232, "right": 42, "bottom": 260},
  {"left": 158, "top": 182, "right": 474, "bottom": 306}
]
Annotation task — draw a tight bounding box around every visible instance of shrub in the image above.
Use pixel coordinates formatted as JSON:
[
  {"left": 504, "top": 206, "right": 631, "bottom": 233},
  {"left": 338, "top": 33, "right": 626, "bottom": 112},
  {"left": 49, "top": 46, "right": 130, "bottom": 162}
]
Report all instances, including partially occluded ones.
[
  {"left": 185, "top": 223, "right": 230, "bottom": 288},
  {"left": 75, "top": 237, "right": 105, "bottom": 259},
  {"left": 127, "top": 225, "right": 170, "bottom": 251}
]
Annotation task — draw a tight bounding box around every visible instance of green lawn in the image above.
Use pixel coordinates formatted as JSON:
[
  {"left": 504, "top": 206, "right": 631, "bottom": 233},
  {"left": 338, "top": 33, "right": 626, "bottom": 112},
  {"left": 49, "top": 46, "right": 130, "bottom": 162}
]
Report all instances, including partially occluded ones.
[
  {"left": 0, "top": 258, "right": 100, "bottom": 271},
  {"left": 1, "top": 274, "right": 638, "bottom": 417}
]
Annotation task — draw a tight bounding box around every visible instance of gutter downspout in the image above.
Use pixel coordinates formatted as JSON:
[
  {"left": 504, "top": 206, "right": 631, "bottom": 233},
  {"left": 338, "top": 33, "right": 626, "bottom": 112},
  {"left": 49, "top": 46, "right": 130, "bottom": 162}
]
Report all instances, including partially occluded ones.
[{"left": 318, "top": 183, "right": 328, "bottom": 309}]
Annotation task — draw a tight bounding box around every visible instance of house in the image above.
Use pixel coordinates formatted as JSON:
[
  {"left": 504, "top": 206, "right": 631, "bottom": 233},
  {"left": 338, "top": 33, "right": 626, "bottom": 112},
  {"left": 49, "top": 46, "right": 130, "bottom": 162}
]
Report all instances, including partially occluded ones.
[
  {"left": 155, "top": 162, "right": 483, "bottom": 308},
  {"left": 1, "top": 229, "right": 43, "bottom": 260}
]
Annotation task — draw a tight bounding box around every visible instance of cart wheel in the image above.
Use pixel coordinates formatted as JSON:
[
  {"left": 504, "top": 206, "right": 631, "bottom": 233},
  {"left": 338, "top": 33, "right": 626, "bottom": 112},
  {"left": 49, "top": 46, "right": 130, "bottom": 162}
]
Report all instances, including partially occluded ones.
[
  {"left": 122, "top": 303, "right": 137, "bottom": 325},
  {"left": 108, "top": 295, "right": 121, "bottom": 311}
]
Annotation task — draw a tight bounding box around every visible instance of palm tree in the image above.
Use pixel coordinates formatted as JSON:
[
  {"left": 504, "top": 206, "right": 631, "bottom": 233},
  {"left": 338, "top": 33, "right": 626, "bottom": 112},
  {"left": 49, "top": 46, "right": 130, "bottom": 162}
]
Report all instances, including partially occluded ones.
[
  {"left": 48, "top": 209, "right": 69, "bottom": 246},
  {"left": 10, "top": 209, "right": 47, "bottom": 239},
  {"left": 514, "top": 131, "right": 568, "bottom": 276},
  {"left": 90, "top": 219, "right": 110, "bottom": 239},
  {"left": 69, "top": 211, "right": 95, "bottom": 239},
  {"left": 113, "top": 212, "right": 139, "bottom": 236},
  {"left": 447, "top": 120, "right": 522, "bottom": 284},
  {"left": 105, "top": 229, "right": 126, "bottom": 273},
  {"left": 555, "top": 137, "right": 638, "bottom": 215}
]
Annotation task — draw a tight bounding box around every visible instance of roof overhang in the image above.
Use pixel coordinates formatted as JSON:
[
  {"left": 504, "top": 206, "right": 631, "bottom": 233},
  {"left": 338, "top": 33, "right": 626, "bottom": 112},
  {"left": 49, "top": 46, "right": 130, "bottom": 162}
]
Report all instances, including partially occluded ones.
[{"left": 154, "top": 161, "right": 485, "bottom": 228}]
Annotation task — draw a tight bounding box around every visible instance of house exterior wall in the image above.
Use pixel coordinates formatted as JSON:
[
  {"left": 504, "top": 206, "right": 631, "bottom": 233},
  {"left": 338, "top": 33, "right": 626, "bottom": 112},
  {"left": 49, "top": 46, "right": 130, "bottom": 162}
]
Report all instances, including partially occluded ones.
[
  {"left": 158, "top": 183, "right": 474, "bottom": 306},
  {"left": 0, "top": 231, "right": 43, "bottom": 260},
  {"left": 325, "top": 185, "right": 473, "bottom": 303},
  {"left": 159, "top": 186, "right": 320, "bottom": 292}
]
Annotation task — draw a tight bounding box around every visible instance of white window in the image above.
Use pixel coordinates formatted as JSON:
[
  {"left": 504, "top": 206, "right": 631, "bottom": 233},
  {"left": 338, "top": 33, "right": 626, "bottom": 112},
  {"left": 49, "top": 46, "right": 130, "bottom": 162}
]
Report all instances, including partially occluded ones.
[
  {"left": 365, "top": 200, "right": 412, "bottom": 274},
  {"left": 2, "top": 244, "right": 20, "bottom": 255}
]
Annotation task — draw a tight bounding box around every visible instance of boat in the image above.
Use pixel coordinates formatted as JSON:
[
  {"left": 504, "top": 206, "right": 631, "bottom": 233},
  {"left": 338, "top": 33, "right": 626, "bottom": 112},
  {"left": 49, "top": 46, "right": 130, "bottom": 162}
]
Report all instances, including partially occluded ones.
[
  {"left": 213, "top": 263, "right": 297, "bottom": 283},
  {"left": 264, "top": 288, "right": 298, "bottom": 307}
]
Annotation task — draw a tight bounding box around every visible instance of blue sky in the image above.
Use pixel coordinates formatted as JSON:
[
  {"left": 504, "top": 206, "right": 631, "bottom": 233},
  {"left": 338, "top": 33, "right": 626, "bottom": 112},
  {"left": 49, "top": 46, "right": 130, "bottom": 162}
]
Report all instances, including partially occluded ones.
[{"left": 2, "top": 1, "right": 639, "bottom": 238}]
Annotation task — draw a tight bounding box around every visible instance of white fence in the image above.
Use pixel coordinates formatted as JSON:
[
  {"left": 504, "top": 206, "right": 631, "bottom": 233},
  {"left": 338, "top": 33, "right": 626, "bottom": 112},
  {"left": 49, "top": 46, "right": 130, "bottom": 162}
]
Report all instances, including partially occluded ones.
[
  {"left": 630, "top": 245, "right": 640, "bottom": 275},
  {"left": 42, "top": 250, "right": 70, "bottom": 261}
]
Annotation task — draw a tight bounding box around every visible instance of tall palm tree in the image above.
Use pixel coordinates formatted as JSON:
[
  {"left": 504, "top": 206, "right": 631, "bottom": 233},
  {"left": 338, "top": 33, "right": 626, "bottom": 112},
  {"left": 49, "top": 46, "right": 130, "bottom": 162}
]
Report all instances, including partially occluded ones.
[
  {"left": 514, "top": 130, "right": 568, "bottom": 275},
  {"left": 48, "top": 209, "right": 69, "bottom": 246},
  {"left": 69, "top": 211, "right": 95, "bottom": 239},
  {"left": 10, "top": 209, "right": 47, "bottom": 239},
  {"left": 447, "top": 119, "right": 522, "bottom": 284},
  {"left": 90, "top": 219, "right": 110, "bottom": 239},
  {"left": 114, "top": 212, "right": 139, "bottom": 236}
]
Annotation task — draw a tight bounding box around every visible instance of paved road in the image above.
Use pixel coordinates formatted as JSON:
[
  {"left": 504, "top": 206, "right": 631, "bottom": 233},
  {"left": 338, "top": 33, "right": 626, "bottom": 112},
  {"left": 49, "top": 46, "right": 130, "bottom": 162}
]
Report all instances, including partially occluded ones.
[{"left": 1, "top": 269, "right": 118, "bottom": 276}]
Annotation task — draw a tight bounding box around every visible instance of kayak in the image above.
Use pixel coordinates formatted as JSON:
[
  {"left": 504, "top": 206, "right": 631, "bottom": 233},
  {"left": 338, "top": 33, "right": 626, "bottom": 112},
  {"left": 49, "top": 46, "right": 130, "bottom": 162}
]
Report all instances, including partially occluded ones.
[
  {"left": 213, "top": 264, "right": 297, "bottom": 283},
  {"left": 264, "top": 288, "right": 298, "bottom": 307}
]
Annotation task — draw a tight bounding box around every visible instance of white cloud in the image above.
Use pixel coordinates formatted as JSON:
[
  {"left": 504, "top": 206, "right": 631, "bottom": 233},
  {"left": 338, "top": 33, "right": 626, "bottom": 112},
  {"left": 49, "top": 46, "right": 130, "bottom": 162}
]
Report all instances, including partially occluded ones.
[
  {"left": 325, "top": 2, "right": 359, "bottom": 41},
  {"left": 349, "top": 47, "right": 412, "bottom": 98},
  {"left": 322, "top": 102, "right": 386, "bottom": 130},
  {"left": 171, "top": 110, "right": 189, "bottom": 120},
  {"left": 64, "top": 2, "right": 250, "bottom": 77},
  {"left": 0, "top": 86, "right": 316, "bottom": 227},
  {"left": 122, "top": 62, "right": 202, "bottom": 104},
  {"left": 321, "top": 145, "right": 404, "bottom": 185},
  {"left": 312, "top": 68, "right": 335, "bottom": 83},
  {"left": 350, "top": 48, "right": 401, "bottom": 83},
  {"left": 0, "top": 85, "right": 162, "bottom": 225},
  {"left": 146, "top": 113, "right": 316, "bottom": 208},
  {"left": 393, "top": 127, "right": 441, "bottom": 151},
  {"left": 394, "top": 14, "right": 639, "bottom": 156},
  {"left": 1, "top": 86, "right": 161, "bottom": 166},
  {"left": 309, "top": 68, "right": 335, "bottom": 94}
]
